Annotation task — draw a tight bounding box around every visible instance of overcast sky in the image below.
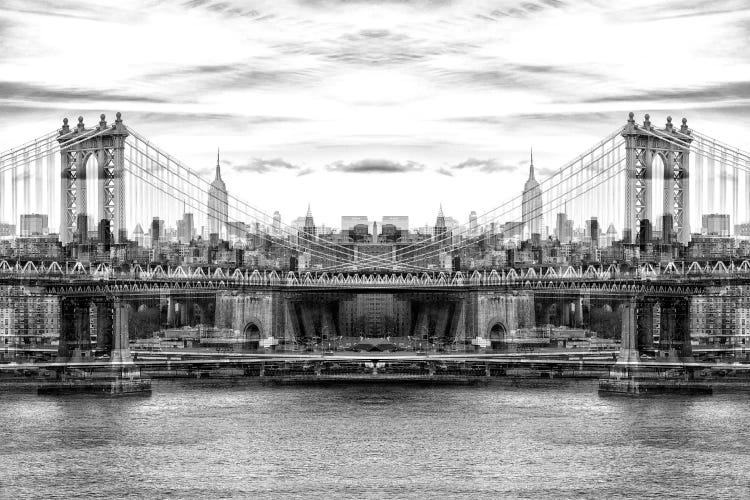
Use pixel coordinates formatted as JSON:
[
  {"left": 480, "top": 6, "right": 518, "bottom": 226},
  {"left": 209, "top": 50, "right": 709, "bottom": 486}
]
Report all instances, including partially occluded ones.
[{"left": 1, "top": 0, "right": 750, "bottom": 229}]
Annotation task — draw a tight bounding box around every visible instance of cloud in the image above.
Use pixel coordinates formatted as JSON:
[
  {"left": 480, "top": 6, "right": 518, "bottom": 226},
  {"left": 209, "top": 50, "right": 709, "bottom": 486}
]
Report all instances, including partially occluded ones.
[
  {"left": 447, "top": 158, "right": 518, "bottom": 174},
  {"left": 227, "top": 157, "right": 304, "bottom": 174},
  {"left": 0, "top": 81, "right": 164, "bottom": 104},
  {"left": 326, "top": 158, "right": 425, "bottom": 174},
  {"left": 316, "top": 28, "right": 474, "bottom": 66},
  {"left": 583, "top": 81, "right": 750, "bottom": 106},
  {"left": 141, "top": 65, "right": 317, "bottom": 92}
]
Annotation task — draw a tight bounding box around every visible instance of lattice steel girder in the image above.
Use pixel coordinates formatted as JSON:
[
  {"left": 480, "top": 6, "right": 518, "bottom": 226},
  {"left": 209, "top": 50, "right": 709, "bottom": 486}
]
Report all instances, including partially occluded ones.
[
  {"left": 57, "top": 114, "right": 129, "bottom": 244},
  {"left": 622, "top": 113, "right": 692, "bottom": 245}
]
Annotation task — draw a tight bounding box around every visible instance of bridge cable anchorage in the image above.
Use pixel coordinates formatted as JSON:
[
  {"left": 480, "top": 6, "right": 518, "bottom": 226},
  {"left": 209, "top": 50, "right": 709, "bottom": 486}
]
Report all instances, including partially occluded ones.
[
  {"left": 351, "top": 129, "right": 625, "bottom": 269},
  {"left": 123, "top": 136, "right": 404, "bottom": 271},
  {"left": 373, "top": 141, "right": 627, "bottom": 268}
]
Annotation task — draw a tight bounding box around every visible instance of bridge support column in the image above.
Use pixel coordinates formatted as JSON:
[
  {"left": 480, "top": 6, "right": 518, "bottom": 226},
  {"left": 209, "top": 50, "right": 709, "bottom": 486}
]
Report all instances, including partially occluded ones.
[
  {"left": 619, "top": 299, "right": 639, "bottom": 363},
  {"left": 574, "top": 297, "right": 583, "bottom": 327},
  {"left": 91, "top": 298, "right": 113, "bottom": 352},
  {"left": 179, "top": 300, "right": 188, "bottom": 327},
  {"left": 658, "top": 297, "right": 692, "bottom": 359},
  {"left": 166, "top": 296, "right": 176, "bottom": 327},
  {"left": 112, "top": 300, "right": 132, "bottom": 363}
]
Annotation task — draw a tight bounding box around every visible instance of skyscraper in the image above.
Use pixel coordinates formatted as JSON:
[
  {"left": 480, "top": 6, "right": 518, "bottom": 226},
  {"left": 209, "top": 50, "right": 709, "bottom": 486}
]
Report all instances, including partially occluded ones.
[
  {"left": 469, "top": 211, "right": 478, "bottom": 237},
  {"left": 19, "top": 213, "right": 48, "bottom": 237},
  {"left": 303, "top": 204, "right": 316, "bottom": 237},
  {"left": 556, "top": 213, "right": 570, "bottom": 243},
  {"left": 207, "top": 149, "right": 228, "bottom": 239},
  {"left": 434, "top": 205, "right": 447, "bottom": 240},
  {"left": 522, "top": 148, "right": 543, "bottom": 238},
  {"left": 272, "top": 211, "right": 282, "bottom": 236}
]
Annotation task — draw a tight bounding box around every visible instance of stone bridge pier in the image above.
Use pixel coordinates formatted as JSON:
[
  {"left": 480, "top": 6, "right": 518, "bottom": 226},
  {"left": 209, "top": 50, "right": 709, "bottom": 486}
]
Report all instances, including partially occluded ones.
[
  {"left": 58, "top": 297, "right": 131, "bottom": 362},
  {"left": 212, "top": 289, "right": 536, "bottom": 351},
  {"left": 620, "top": 296, "right": 692, "bottom": 362}
]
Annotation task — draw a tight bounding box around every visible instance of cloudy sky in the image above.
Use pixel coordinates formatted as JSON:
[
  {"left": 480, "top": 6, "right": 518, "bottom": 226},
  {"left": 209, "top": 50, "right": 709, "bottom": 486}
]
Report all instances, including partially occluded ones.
[{"left": 1, "top": 0, "right": 750, "bottom": 229}]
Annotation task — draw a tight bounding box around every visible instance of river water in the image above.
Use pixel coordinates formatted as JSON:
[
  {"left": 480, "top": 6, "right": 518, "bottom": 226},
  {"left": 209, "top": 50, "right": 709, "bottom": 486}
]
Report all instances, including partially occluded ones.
[{"left": 1, "top": 380, "right": 749, "bottom": 499}]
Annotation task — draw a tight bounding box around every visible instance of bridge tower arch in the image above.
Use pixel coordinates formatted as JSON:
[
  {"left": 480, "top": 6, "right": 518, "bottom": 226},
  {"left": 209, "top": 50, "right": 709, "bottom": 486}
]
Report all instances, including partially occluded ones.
[
  {"left": 57, "top": 113, "right": 129, "bottom": 244},
  {"left": 243, "top": 320, "right": 263, "bottom": 349},
  {"left": 487, "top": 320, "right": 507, "bottom": 350},
  {"left": 622, "top": 113, "right": 692, "bottom": 245}
]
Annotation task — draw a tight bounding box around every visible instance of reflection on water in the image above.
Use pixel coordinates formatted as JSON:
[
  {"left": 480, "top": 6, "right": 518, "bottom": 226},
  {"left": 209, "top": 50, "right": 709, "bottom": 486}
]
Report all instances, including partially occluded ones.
[{"left": 2, "top": 381, "right": 749, "bottom": 499}]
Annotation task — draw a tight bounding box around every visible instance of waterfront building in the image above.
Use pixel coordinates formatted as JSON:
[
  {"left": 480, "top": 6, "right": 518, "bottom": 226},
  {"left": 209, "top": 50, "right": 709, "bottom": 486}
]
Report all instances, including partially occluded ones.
[
  {"left": 690, "top": 286, "right": 750, "bottom": 347},
  {"left": 522, "top": 149, "right": 543, "bottom": 238},
  {"left": 207, "top": 150, "right": 229, "bottom": 239},
  {"left": 19, "top": 213, "right": 48, "bottom": 237},
  {"left": 0, "top": 286, "right": 60, "bottom": 360}
]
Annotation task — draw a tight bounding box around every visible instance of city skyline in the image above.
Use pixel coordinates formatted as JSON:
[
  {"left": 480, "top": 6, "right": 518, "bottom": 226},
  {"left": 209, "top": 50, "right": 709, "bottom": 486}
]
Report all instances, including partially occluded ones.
[{"left": 2, "top": 1, "right": 750, "bottom": 226}]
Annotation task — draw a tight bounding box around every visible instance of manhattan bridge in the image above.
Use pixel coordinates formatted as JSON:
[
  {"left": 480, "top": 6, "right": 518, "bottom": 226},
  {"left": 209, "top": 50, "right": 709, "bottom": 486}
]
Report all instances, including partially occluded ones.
[{"left": 2, "top": 111, "right": 750, "bottom": 374}]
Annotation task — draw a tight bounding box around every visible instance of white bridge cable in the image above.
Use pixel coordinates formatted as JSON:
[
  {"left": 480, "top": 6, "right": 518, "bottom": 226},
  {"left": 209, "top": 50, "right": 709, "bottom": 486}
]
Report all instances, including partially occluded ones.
[
  {"left": 637, "top": 127, "right": 750, "bottom": 226},
  {"left": 126, "top": 126, "right": 624, "bottom": 270},
  {"left": 122, "top": 160, "right": 358, "bottom": 271},
  {"left": 0, "top": 127, "right": 115, "bottom": 176},
  {"left": 354, "top": 135, "right": 626, "bottom": 268},
  {"left": 124, "top": 134, "right": 404, "bottom": 271},
  {"left": 122, "top": 155, "right": 390, "bottom": 271},
  {"left": 123, "top": 137, "right": 405, "bottom": 271},
  {"left": 359, "top": 155, "right": 625, "bottom": 270},
  {"left": 0, "top": 130, "right": 58, "bottom": 162},
  {"left": 393, "top": 156, "right": 628, "bottom": 267},
  {"left": 123, "top": 141, "right": 395, "bottom": 271},
  {"left": 352, "top": 129, "right": 625, "bottom": 268}
]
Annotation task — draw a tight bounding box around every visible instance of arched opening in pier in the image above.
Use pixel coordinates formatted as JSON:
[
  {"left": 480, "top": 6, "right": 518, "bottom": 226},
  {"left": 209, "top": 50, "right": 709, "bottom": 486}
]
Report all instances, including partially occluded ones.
[
  {"left": 243, "top": 322, "right": 261, "bottom": 350},
  {"left": 489, "top": 322, "right": 507, "bottom": 350}
]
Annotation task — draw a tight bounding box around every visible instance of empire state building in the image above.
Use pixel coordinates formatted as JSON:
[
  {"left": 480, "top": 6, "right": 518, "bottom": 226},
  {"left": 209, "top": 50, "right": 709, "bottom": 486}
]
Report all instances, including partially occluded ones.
[
  {"left": 522, "top": 149, "right": 543, "bottom": 237},
  {"left": 207, "top": 149, "right": 228, "bottom": 238}
]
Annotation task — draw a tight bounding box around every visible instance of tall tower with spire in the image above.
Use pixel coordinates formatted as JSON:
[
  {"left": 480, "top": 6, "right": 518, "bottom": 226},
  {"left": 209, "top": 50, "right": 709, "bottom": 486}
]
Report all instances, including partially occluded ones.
[
  {"left": 303, "top": 203, "right": 316, "bottom": 237},
  {"left": 522, "top": 147, "right": 544, "bottom": 238},
  {"left": 434, "top": 204, "right": 447, "bottom": 240},
  {"left": 207, "top": 148, "right": 229, "bottom": 239}
]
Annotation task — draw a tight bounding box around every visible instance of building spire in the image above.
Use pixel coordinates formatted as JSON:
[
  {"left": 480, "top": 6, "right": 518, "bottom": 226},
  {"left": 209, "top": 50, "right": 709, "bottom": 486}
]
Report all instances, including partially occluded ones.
[
  {"left": 216, "top": 147, "right": 221, "bottom": 180},
  {"left": 306, "top": 203, "right": 312, "bottom": 218},
  {"left": 529, "top": 146, "right": 535, "bottom": 180}
]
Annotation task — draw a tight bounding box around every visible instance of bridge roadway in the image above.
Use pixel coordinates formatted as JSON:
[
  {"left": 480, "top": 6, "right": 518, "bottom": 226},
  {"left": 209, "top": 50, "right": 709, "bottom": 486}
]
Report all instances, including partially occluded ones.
[{"left": 3, "top": 350, "right": 750, "bottom": 373}]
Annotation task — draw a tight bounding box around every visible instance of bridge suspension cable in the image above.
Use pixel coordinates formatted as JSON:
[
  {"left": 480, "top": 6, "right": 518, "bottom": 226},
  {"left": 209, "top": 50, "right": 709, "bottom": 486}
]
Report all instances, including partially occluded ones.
[
  {"left": 352, "top": 133, "right": 626, "bottom": 269},
  {"left": 123, "top": 132, "right": 404, "bottom": 270},
  {"left": 390, "top": 156, "right": 628, "bottom": 268},
  {"left": 122, "top": 150, "right": 388, "bottom": 271}
]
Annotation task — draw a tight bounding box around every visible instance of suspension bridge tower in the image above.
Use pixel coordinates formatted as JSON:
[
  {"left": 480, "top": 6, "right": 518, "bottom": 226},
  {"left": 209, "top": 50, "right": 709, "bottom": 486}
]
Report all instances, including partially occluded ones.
[
  {"left": 57, "top": 113, "right": 128, "bottom": 244},
  {"left": 622, "top": 113, "right": 692, "bottom": 245}
]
